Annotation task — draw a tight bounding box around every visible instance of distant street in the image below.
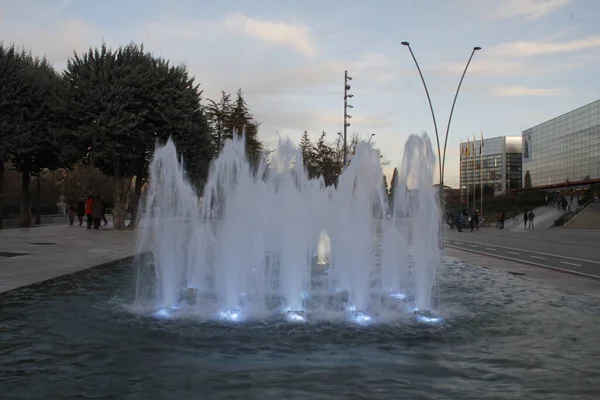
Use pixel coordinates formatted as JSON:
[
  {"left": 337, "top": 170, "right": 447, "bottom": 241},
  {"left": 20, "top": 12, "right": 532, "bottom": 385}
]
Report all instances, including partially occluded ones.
[{"left": 444, "top": 226, "right": 600, "bottom": 279}]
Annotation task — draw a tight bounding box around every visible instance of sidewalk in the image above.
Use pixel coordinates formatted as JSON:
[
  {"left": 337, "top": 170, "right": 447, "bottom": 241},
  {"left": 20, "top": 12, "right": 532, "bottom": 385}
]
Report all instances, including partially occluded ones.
[
  {"left": 0, "top": 222, "right": 138, "bottom": 293},
  {"left": 446, "top": 247, "right": 600, "bottom": 298}
]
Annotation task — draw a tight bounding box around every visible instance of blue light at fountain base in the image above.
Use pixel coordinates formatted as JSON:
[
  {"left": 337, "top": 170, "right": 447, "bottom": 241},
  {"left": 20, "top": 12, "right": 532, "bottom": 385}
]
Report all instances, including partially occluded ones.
[
  {"left": 346, "top": 305, "right": 374, "bottom": 326},
  {"left": 413, "top": 309, "right": 443, "bottom": 325},
  {"left": 219, "top": 308, "right": 242, "bottom": 322},
  {"left": 286, "top": 310, "right": 306, "bottom": 323},
  {"left": 153, "top": 305, "right": 178, "bottom": 319}
]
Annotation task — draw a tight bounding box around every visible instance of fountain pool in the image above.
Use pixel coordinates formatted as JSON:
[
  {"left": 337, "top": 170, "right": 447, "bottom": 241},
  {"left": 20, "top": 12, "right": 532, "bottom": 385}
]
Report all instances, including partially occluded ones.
[{"left": 1, "top": 258, "right": 599, "bottom": 399}]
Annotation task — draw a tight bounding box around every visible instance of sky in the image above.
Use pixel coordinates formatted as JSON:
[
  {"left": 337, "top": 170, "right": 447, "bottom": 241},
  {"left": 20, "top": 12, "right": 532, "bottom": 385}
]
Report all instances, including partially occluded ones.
[{"left": 1, "top": 0, "right": 599, "bottom": 186}]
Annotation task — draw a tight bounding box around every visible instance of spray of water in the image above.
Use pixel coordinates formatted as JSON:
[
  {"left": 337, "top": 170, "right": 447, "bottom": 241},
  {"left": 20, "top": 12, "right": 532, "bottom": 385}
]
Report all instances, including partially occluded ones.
[{"left": 135, "top": 132, "right": 441, "bottom": 323}]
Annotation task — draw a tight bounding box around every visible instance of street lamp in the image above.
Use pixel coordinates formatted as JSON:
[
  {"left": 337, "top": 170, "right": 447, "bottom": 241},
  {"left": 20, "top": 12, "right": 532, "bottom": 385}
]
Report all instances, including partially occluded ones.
[
  {"left": 343, "top": 70, "right": 353, "bottom": 167},
  {"left": 401, "top": 41, "right": 481, "bottom": 239},
  {"left": 368, "top": 133, "right": 375, "bottom": 143}
]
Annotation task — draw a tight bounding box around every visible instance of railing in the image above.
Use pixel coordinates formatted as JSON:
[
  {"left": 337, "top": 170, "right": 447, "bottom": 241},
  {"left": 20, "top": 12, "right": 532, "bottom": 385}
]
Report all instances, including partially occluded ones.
[{"left": 563, "top": 197, "right": 595, "bottom": 227}]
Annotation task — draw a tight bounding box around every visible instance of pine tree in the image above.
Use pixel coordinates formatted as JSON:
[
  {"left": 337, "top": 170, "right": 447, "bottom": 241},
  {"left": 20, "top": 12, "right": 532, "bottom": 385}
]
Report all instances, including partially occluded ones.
[
  {"left": 524, "top": 170, "right": 532, "bottom": 188},
  {"left": 205, "top": 91, "right": 232, "bottom": 153},
  {"left": 389, "top": 167, "right": 399, "bottom": 213},
  {"left": 227, "top": 89, "right": 263, "bottom": 168},
  {"left": 299, "top": 131, "right": 317, "bottom": 178},
  {"left": 382, "top": 174, "right": 389, "bottom": 197},
  {"left": 315, "top": 131, "right": 342, "bottom": 187}
]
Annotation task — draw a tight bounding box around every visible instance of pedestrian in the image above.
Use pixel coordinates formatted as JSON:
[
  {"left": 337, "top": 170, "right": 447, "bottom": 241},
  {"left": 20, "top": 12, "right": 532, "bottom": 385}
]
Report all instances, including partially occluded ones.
[
  {"left": 523, "top": 210, "right": 528, "bottom": 229},
  {"left": 455, "top": 211, "right": 463, "bottom": 232},
  {"left": 92, "top": 194, "right": 103, "bottom": 230},
  {"left": 67, "top": 199, "right": 76, "bottom": 225},
  {"left": 528, "top": 210, "right": 535, "bottom": 229},
  {"left": 76, "top": 198, "right": 85, "bottom": 226},
  {"left": 469, "top": 211, "right": 475, "bottom": 232},
  {"left": 85, "top": 195, "right": 94, "bottom": 229}
]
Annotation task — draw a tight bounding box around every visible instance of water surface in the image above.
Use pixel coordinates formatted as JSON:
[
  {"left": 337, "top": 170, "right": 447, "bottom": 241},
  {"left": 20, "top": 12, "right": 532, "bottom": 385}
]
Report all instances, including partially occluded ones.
[{"left": 1, "top": 259, "right": 599, "bottom": 399}]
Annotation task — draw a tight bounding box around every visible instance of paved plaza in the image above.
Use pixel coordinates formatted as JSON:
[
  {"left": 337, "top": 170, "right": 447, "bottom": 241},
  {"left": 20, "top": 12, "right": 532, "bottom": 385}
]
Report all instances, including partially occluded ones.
[
  {"left": 2, "top": 219, "right": 600, "bottom": 298},
  {"left": 0, "top": 223, "right": 138, "bottom": 293}
]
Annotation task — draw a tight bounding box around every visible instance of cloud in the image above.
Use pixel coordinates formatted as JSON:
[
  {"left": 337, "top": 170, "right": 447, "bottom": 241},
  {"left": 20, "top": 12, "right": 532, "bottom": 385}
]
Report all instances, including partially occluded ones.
[
  {"left": 223, "top": 13, "right": 318, "bottom": 58},
  {"left": 440, "top": 53, "right": 590, "bottom": 78},
  {"left": 0, "top": 18, "right": 103, "bottom": 67},
  {"left": 488, "top": 86, "right": 571, "bottom": 97},
  {"left": 489, "top": 35, "right": 600, "bottom": 57},
  {"left": 493, "top": 0, "right": 574, "bottom": 20},
  {"left": 255, "top": 109, "right": 394, "bottom": 133},
  {"left": 244, "top": 53, "right": 392, "bottom": 95}
]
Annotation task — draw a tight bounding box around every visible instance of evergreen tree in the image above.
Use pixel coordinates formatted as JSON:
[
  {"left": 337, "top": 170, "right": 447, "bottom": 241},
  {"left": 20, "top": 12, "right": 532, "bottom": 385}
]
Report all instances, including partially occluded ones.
[
  {"left": 382, "top": 174, "right": 389, "bottom": 197},
  {"left": 64, "top": 43, "right": 211, "bottom": 229},
  {"left": 315, "top": 131, "right": 342, "bottom": 187},
  {"left": 524, "top": 170, "right": 532, "bottom": 188},
  {"left": 0, "top": 44, "right": 66, "bottom": 227},
  {"left": 299, "top": 130, "right": 317, "bottom": 178},
  {"left": 227, "top": 89, "right": 263, "bottom": 168},
  {"left": 389, "top": 167, "right": 399, "bottom": 213},
  {"left": 205, "top": 91, "right": 232, "bottom": 153}
]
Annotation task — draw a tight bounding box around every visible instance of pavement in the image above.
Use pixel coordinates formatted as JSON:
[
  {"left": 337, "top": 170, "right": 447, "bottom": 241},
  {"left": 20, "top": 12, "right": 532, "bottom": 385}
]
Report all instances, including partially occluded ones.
[
  {"left": 444, "top": 224, "right": 600, "bottom": 278},
  {"left": 0, "top": 221, "right": 138, "bottom": 293},
  {"left": 2, "top": 217, "right": 600, "bottom": 299},
  {"left": 445, "top": 247, "right": 600, "bottom": 298}
]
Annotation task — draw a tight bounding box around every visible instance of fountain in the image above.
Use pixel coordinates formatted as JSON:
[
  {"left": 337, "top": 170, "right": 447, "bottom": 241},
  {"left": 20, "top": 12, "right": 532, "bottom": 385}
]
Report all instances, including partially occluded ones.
[{"left": 136, "top": 132, "right": 441, "bottom": 324}]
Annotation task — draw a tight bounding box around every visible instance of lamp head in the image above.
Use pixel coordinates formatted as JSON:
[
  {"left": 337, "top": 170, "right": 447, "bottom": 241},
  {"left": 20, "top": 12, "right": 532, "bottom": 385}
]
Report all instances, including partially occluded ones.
[
  {"left": 474, "top": 46, "right": 482, "bottom": 51},
  {"left": 401, "top": 41, "right": 410, "bottom": 46}
]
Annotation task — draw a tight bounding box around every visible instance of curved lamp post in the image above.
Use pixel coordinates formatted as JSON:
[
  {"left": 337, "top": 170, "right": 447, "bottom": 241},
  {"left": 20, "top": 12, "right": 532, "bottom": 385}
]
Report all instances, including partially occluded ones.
[{"left": 401, "top": 42, "right": 481, "bottom": 241}]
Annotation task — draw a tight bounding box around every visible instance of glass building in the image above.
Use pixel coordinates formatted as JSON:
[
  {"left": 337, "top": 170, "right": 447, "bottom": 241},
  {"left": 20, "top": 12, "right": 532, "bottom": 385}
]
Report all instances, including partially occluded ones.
[
  {"left": 522, "top": 99, "right": 600, "bottom": 188},
  {"left": 459, "top": 136, "right": 522, "bottom": 201}
]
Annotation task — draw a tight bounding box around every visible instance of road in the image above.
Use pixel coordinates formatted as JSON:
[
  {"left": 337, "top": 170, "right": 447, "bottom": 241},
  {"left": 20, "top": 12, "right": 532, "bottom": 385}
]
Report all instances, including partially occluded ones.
[{"left": 444, "top": 227, "right": 600, "bottom": 279}]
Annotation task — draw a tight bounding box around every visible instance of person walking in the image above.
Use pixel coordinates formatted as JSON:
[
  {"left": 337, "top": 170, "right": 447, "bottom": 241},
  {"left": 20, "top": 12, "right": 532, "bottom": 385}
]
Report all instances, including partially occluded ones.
[
  {"left": 76, "top": 198, "right": 85, "bottom": 226},
  {"left": 454, "top": 211, "right": 463, "bottom": 232},
  {"left": 85, "top": 195, "right": 94, "bottom": 229},
  {"left": 92, "top": 194, "right": 103, "bottom": 230},
  {"left": 523, "top": 210, "right": 528, "bottom": 229},
  {"left": 67, "top": 199, "right": 76, "bottom": 226}
]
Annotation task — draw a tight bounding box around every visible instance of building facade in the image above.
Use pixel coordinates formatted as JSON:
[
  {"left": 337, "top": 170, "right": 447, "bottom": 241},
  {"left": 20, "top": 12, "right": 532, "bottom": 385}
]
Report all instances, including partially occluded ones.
[
  {"left": 459, "top": 136, "right": 522, "bottom": 201},
  {"left": 522, "top": 99, "right": 600, "bottom": 188}
]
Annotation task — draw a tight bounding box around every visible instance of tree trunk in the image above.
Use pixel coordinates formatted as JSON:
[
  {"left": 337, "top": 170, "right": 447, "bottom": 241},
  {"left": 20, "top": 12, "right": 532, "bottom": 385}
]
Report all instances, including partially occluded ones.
[
  {"left": 0, "top": 159, "right": 4, "bottom": 229},
  {"left": 35, "top": 172, "right": 42, "bottom": 225},
  {"left": 127, "top": 173, "right": 144, "bottom": 230},
  {"left": 20, "top": 159, "right": 32, "bottom": 227},
  {"left": 112, "top": 176, "right": 132, "bottom": 230}
]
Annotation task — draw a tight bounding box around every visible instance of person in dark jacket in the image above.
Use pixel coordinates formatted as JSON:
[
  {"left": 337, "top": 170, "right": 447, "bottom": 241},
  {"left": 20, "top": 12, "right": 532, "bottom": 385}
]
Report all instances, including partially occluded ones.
[
  {"left": 76, "top": 198, "right": 85, "bottom": 226},
  {"left": 92, "top": 194, "right": 103, "bottom": 230},
  {"left": 67, "top": 199, "right": 76, "bottom": 225}
]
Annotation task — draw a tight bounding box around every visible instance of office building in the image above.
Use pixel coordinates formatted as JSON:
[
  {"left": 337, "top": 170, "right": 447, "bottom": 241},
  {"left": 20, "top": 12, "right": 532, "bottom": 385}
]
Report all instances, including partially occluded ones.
[
  {"left": 521, "top": 99, "right": 600, "bottom": 189},
  {"left": 459, "top": 136, "right": 522, "bottom": 201}
]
